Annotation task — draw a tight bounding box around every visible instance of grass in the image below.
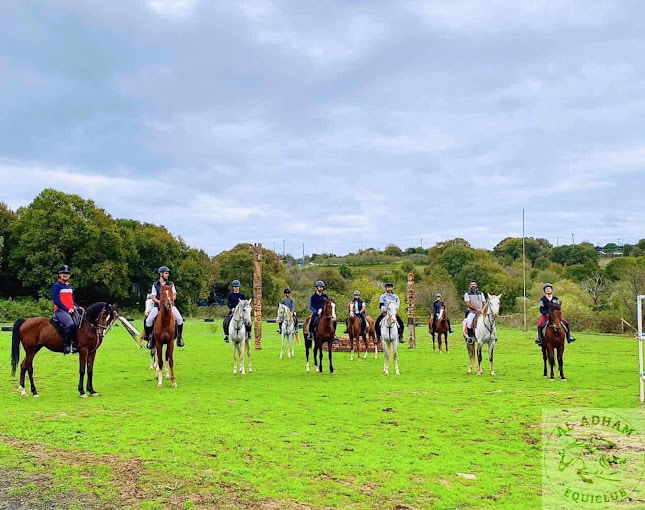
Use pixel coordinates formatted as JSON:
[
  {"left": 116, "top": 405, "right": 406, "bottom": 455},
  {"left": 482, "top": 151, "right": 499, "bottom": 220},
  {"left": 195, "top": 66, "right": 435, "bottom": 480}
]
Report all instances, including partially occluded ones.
[{"left": 0, "top": 321, "right": 641, "bottom": 509}]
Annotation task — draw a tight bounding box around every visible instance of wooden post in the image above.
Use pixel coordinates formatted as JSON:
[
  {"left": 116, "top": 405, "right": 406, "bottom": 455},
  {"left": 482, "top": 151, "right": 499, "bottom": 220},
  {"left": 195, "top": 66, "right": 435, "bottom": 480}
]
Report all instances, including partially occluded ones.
[
  {"left": 406, "top": 272, "right": 416, "bottom": 348},
  {"left": 253, "top": 243, "right": 263, "bottom": 350}
]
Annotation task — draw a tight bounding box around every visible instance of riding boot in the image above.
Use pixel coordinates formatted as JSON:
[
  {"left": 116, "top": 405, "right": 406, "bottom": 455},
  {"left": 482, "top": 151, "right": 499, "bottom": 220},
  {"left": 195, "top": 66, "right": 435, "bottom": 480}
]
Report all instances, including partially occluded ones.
[
  {"left": 535, "top": 326, "right": 542, "bottom": 346},
  {"left": 63, "top": 326, "right": 76, "bottom": 355},
  {"left": 246, "top": 322, "right": 252, "bottom": 340},
  {"left": 176, "top": 323, "right": 185, "bottom": 347},
  {"left": 466, "top": 327, "right": 475, "bottom": 344},
  {"left": 145, "top": 324, "right": 155, "bottom": 350},
  {"left": 448, "top": 319, "right": 453, "bottom": 334},
  {"left": 566, "top": 329, "right": 576, "bottom": 343}
]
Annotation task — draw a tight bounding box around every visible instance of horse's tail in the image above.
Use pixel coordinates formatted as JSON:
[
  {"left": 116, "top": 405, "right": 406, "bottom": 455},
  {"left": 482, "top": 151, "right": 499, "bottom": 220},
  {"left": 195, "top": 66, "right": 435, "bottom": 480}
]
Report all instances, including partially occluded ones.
[{"left": 11, "top": 318, "right": 26, "bottom": 377}]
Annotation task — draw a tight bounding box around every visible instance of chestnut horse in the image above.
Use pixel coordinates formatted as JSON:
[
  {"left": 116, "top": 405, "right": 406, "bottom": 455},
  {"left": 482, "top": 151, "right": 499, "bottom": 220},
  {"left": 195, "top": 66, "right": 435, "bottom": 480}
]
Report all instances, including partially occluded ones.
[
  {"left": 366, "top": 316, "right": 378, "bottom": 358},
  {"left": 347, "top": 301, "right": 369, "bottom": 360},
  {"left": 304, "top": 297, "right": 336, "bottom": 374},
  {"left": 153, "top": 284, "right": 177, "bottom": 387},
  {"left": 542, "top": 301, "right": 566, "bottom": 380},
  {"left": 430, "top": 304, "right": 450, "bottom": 352},
  {"left": 11, "top": 302, "right": 118, "bottom": 397}
]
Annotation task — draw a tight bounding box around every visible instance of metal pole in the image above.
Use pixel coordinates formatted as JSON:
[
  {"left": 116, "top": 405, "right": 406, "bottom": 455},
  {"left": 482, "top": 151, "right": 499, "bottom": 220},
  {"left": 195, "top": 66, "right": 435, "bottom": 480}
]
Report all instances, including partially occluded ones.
[
  {"left": 638, "top": 295, "right": 644, "bottom": 403},
  {"left": 522, "top": 209, "right": 527, "bottom": 331}
]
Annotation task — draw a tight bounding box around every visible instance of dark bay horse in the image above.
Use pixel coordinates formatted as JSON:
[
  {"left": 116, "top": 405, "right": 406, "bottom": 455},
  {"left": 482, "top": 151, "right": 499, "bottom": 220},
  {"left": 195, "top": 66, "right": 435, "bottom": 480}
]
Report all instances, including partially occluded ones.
[
  {"left": 347, "top": 301, "right": 368, "bottom": 360},
  {"left": 542, "top": 301, "right": 566, "bottom": 380},
  {"left": 304, "top": 298, "right": 336, "bottom": 374},
  {"left": 366, "top": 316, "right": 378, "bottom": 358},
  {"left": 153, "top": 284, "right": 177, "bottom": 387},
  {"left": 11, "top": 302, "right": 118, "bottom": 397},
  {"left": 430, "top": 305, "right": 449, "bottom": 352}
]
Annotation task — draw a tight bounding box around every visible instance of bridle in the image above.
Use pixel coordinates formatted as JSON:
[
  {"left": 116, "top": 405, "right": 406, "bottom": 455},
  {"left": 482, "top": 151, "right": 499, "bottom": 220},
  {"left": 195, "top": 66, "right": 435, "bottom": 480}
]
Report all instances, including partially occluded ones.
[{"left": 81, "top": 305, "right": 117, "bottom": 352}]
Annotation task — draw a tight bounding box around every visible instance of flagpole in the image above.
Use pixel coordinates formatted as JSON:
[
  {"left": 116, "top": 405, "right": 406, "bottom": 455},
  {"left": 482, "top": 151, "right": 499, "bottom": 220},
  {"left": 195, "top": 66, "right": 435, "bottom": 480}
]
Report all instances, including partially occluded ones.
[{"left": 522, "top": 209, "right": 527, "bottom": 331}]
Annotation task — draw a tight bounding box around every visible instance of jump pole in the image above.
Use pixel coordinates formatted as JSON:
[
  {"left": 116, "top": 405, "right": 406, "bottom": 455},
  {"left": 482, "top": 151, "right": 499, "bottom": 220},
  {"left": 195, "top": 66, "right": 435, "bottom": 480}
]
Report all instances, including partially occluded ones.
[
  {"left": 638, "top": 295, "right": 644, "bottom": 402},
  {"left": 253, "top": 243, "right": 263, "bottom": 350},
  {"left": 407, "top": 272, "right": 416, "bottom": 348}
]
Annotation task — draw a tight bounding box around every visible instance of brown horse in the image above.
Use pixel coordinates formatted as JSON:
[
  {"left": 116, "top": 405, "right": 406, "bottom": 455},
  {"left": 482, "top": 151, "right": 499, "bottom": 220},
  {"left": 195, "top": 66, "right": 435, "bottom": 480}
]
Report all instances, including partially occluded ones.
[
  {"left": 429, "top": 305, "right": 450, "bottom": 352},
  {"left": 365, "top": 316, "right": 378, "bottom": 358},
  {"left": 153, "top": 284, "right": 177, "bottom": 387},
  {"left": 304, "top": 297, "right": 336, "bottom": 374},
  {"left": 542, "top": 301, "right": 566, "bottom": 380},
  {"left": 347, "top": 301, "right": 369, "bottom": 360},
  {"left": 11, "top": 302, "right": 118, "bottom": 398}
]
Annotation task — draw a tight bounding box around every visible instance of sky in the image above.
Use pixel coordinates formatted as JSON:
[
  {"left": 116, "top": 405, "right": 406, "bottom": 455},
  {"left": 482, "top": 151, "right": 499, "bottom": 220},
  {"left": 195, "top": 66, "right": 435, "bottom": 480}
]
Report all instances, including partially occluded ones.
[{"left": 1, "top": 0, "right": 644, "bottom": 256}]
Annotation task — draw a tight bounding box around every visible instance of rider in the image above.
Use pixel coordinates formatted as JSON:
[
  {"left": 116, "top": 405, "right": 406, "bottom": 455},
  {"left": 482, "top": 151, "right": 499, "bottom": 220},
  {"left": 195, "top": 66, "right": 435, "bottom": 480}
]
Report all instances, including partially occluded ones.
[
  {"left": 535, "top": 283, "right": 576, "bottom": 345},
  {"left": 223, "top": 280, "right": 251, "bottom": 343},
  {"left": 464, "top": 280, "right": 486, "bottom": 343},
  {"left": 144, "top": 266, "right": 185, "bottom": 349},
  {"left": 345, "top": 290, "right": 367, "bottom": 336},
  {"left": 375, "top": 282, "right": 405, "bottom": 343},
  {"left": 51, "top": 265, "right": 78, "bottom": 355},
  {"left": 277, "top": 288, "right": 298, "bottom": 334},
  {"left": 308, "top": 280, "right": 329, "bottom": 338},
  {"left": 431, "top": 293, "right": 453, "bottom": 334}
]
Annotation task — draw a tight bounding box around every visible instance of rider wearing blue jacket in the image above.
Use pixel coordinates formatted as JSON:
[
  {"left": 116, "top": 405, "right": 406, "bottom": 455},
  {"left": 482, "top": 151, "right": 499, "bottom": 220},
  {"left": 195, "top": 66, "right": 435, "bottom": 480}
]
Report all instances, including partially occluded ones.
[{"left": 308, "top": 280, "right": 329, "bottom": 337}]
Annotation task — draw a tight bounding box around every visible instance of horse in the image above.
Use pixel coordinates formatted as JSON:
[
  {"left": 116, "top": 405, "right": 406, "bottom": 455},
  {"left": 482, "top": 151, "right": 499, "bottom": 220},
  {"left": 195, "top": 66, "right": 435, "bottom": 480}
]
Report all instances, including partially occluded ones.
[
  {"left": 152, "top": 284, "right": 178, "bottom": 387},
  {"left": 430, "top": 304, "right": 450, "bottom": 352},
  {"left": 380, "top": 301, "right": 400, "bottom": 375},
  {"left": 229, "top": 299, "right": 253, "bottom": 375},
  {"left": 304, "top": 297, "right": 336, "bottom": 374},
  {"left": 277, "top": 303, "right": 296, "bottom": 360},
  {"left": 463, "top": 294, "right": 501, "bottom": 376},
  {"left": 11, "top": 302, "right": 118, "bottom": 397},
  {"left": 542, "top": 301, "right": 566, "bottom": 380},
  {"left": 366, "top": 316, "right": 378, "bottom": 358},
  {"left": 347, "top": 301, "right": 369, "bottom": 360}
]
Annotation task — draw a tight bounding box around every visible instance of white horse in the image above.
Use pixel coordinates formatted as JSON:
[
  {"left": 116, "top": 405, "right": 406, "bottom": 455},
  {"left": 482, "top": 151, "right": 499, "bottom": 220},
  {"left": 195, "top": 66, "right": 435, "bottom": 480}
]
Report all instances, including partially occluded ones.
[
  {"left": 463, "top": 294, "right": 501, "bottom": 376},
  {"left": 229, "top": 299, "right": 253, "bottom": 375},
  {"left": 380, "top": 301, "right": 400, "bottom": 376},
  {"left": 277, "top": 303, "right": 296, "bottom": 359}
]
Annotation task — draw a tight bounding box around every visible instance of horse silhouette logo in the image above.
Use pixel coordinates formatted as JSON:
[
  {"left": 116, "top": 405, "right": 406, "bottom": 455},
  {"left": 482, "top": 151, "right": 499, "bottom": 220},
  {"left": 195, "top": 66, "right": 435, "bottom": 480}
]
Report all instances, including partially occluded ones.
[{"left": 543, "top": 409, "right": 644, "bottom": 507}]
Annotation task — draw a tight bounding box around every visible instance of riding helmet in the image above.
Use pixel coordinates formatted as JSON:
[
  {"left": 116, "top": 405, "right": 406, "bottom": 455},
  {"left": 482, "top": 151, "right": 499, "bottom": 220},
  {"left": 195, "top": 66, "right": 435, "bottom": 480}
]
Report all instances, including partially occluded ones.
[
  {"left": 58, "top": 265, "right": 72, "bottom": 274},
  {"left": 435, "top": 293, "right": 442, "bottom": 298},
  {"left": 354, "top": 290, "right": 361, "bottom": 296},
  {"left": 315, "top": 280, "right": 325, "bottom": 287},
  {"left": 384, "top": 282, "right": 394, "bottom": 288},
  {"left": 232, "top": 280, "right": 241, "bottom": 287},
  {"left": 543, "top": 283, "right": 553, "bottom": 291},
  {"left": 158, "top": 266, "right": 170, "bottom": 274},
  {"left": 284, "top": 288, "right": 291, "bottom": 294}
]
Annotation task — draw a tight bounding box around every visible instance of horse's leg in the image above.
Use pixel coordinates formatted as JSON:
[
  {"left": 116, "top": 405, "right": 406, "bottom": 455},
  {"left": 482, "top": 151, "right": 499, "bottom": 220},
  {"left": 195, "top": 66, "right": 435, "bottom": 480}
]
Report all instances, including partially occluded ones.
[
  {"left": 280, "top": 330, "right": 284, "bottom": 360},
  {"left": 445, "top": 332, "right": 449, "bottom": 352},
  {"left": 240, "top": 336, "right": 246, "bottom": 375},
  {"left": 489, "top": 341, "right": 496, "bottom": 376},
  {"left": 232, "top": 339, "right": 238, "bottom": 375},
  {"left": 305, "top": 337, "right": 310, "bottom": 373},
  {"left": 318, "top": 342, "right": 324, "bottom": 373},
  {"left": 149, "top": 348, "right": 156, "bottom": 370},
  {"left": 86, "top": 350, "right": 99, "bottom": 396},
  {"left": 383, "top": 340, "right": 389, "bottom": 375},
  {"left": 432, "top": 332, "right": 436, "bottom": 351},
  {"left": 547, "top": 344, "right": 555, "bottom": 380},
  {"left": 314, "top": 342, "right": 320, "bottom": 373},
  {"left": 558, "top": 343, "right": 565, "bottom": 380},
  {"left": 246, "top": 337, "right": 253, "bottom": 373},
  {"left": 78, "top": 347, "right": 88, "bottom": 397},
  {"left": 164, "top": 348, "right": 171, "bottom": 379},
  {"left": 156, "top": 342, "right": 164, "bottom": 387},
  {"left": 394, "top": 339, "right": 400, "bottom": 375},
  {"left": 19, "top": 353, "right": 30, "bottom": 397},
  {"left": 476, "top": 342, "right": 483, "bottom": 376},
  {"left": 466, "top": 342, "right": 473, "bottom": 374},
  {"left": 24, "top": 348, "right": 40, "bottom": 397},
  {"left": 168, "top": 342, "right": 176, "bottom": 387},
  {"left": 328, "top": 340, "right": 334, "bottom": 374},
  {"left": 542, "top": 344, "right": 548, "bottom": 377},
  {"left": 362, "top": 333, "right": 368, "bottom": 359}
]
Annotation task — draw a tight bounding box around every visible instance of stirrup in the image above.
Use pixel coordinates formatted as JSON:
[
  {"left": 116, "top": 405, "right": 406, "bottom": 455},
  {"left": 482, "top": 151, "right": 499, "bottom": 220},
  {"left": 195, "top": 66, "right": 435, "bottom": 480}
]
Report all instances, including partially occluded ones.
[
  {"left": 176, "top": 337, "right": 185, "bottom": 347},
  {"left": 567, "top": 336, "right": 576, "bottom": 343}
]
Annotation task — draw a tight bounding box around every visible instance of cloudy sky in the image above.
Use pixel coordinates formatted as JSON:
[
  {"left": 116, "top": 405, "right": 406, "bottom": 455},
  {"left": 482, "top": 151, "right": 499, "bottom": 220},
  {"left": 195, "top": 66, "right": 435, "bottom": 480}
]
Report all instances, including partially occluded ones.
[{"left": 1, "top": 0, "right": 644, "bottom": 256}]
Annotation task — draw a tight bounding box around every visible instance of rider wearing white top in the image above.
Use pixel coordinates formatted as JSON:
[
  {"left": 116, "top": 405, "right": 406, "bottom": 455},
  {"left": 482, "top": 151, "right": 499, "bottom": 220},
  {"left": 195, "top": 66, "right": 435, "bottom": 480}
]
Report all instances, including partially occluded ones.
[
  {"left": 375, "top": 282, "right": 405, "bottom": 342},
  {"left": 464, "top": 280, "right": 486, "bottom": 339},
  {"left": 144, "top": 266, "right": 185, "bottom": 349}
]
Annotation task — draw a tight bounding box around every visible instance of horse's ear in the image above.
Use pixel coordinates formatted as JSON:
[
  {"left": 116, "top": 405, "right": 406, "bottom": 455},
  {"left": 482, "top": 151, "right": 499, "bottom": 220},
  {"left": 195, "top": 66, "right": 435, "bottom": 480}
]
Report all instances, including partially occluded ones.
[{"left": 498, "top": 293, "right": 503, "bottom": 299}]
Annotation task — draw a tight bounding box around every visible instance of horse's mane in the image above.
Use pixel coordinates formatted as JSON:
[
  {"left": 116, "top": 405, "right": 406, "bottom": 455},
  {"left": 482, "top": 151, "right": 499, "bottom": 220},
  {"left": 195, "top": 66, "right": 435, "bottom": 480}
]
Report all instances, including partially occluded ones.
[{"left": 85, "top": 302, "right": 107, "bottom": 322}]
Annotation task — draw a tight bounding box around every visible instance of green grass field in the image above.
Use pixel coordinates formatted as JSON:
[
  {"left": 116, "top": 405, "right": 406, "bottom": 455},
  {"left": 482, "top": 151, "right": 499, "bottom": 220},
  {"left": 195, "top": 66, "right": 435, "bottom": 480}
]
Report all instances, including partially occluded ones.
[{"left": 0, "top": 321, "right": 641, "bottom": 509}]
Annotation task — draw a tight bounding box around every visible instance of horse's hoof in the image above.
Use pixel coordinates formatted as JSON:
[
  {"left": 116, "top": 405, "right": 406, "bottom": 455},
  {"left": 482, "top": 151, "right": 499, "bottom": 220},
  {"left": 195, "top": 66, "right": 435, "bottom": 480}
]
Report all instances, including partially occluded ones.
[
  {"left": 561, "top": 378, "right": 567, "bottom": 381},
  {"left": 396, "top": 370, "right": 400, "bottom": 376},
  {"left": 80, "top": 393, "right": 88, "bottom": 398},
  {"left": 477, "top": 372, "right": 482, "bottom": 376},
  {"left": 248, "top": 368, "right": 253, "bottom": 373},
  {"left": 32, "top": 394, "right": 40, "bottom": 399},
  {"left": 490, "top": 371, "right": 496, "bottom": 377},
  {"left": 172, "top": 382, "right": 177, "bottom": 388},
  {"left": 279, "top": 355, "right": 283, "bottom": 360},
  {"left": 90, "top": 392, "right": 100, "bottom": 397},
  {"left": 550, "top": 378, "right": 554, "bottom": 382}
]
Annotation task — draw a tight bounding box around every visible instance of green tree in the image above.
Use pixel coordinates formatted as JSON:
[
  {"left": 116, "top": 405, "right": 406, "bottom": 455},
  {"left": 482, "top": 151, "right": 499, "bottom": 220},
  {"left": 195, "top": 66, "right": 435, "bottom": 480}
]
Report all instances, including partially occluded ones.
[
  {"left": 383, "top": 244, "right": 403, "bottom": 257},
  {"left": 436, "top": 245, "right": 476, "bottom": 278},
  {"left": 548, "top": 244, "right": 598, "bottom": 266},
  {"left": 10, "top": 189, "right": 129, "bottom": 302},
  {"left": 492, "top": 237, "right": 552, "bottom": 264},
  {"left": 0, "top": 202, "right": 17, "bottom": 297},
  {"left": 315, "top": 267, "right": 346, "bottom": 294}
]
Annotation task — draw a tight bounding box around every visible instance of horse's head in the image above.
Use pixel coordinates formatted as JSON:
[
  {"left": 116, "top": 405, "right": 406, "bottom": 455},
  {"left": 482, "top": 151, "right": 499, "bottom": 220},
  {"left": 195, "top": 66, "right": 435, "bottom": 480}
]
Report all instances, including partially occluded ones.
[
  {"left": 385, "top": 300, "right": 398, "bottom": 322},
  {"left": 486, "top": 294, "right": 502, "bottom": 317},
  {"left": 548, "top": 300, "right": 563, "bottom": 329},
  {"left": 160, "top": 284, "right": 174, "bottom": 309},
  {"left": 94, "top": 303, "right": 119, "bottom": 344},
  {"left": 347, "top": 301, "right": 355, "bottom": 317},
  {"left": 322, "top": 298, "right": 336, "bottom": 320},
  {"left": 241, "top": 299, "right": 252, "bottom": 322}
]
